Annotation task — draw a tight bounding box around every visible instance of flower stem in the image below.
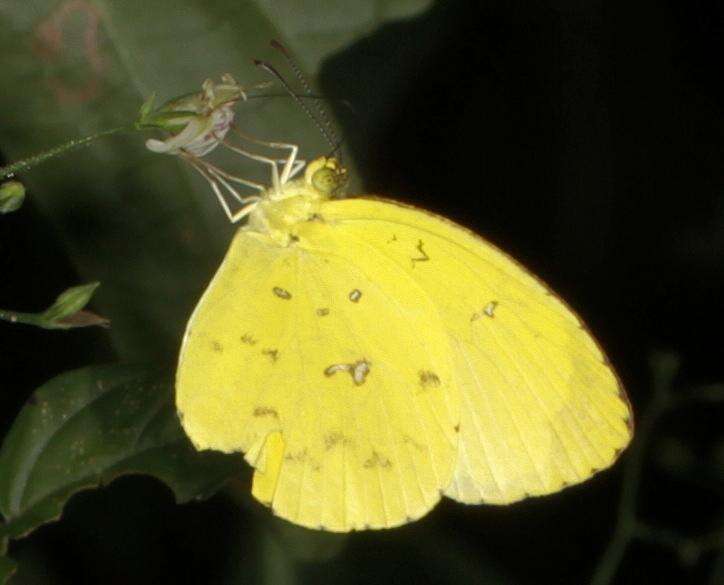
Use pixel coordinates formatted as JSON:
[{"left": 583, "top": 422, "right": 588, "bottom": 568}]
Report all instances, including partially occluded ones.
[
  {"left": 0, "top": 125, "right": 136, "bottom": 179},
  {"left": 0, "top": 309, "right": 42, "bottom": 327}
]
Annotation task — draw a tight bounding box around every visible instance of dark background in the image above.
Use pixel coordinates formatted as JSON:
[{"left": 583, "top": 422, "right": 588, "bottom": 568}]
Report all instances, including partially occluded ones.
[{"left": 1, "top": 1, "right": 723, "bottom": 583}]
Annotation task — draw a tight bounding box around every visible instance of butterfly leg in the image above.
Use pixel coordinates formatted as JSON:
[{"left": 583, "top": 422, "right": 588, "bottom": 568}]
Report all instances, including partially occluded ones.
[
  {"left": 229, "top": 126, "right": 306, "bottom": 187},
  {"left": 220, "top": 139, "right": 283, "bottom": 195},
  {"left": 227, "top": 197, "right": 263, "bottom": 224},
  {"left": 287, "top": 157, "right": 306, "bottom": 181},
  {"left": 183, "top": 153, "right": 262, "bottom": 223}
]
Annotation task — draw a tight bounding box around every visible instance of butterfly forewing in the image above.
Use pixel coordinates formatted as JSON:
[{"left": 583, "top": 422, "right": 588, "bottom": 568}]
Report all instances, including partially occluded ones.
[
  {"left": 318, "top": 197, "right": 633, "bottom": 504},
  {"left": 176, "top": 222, "right": 460, "bottom": 530}
]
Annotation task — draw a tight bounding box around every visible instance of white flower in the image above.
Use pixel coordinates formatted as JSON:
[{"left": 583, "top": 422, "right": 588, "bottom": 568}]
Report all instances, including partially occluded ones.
[{"left": 144, "top": 74, "right": 248, "bottom": 157}]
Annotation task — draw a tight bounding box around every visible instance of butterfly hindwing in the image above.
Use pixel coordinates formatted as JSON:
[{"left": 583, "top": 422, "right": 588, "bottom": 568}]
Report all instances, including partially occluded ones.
[
  {"left": 176, "top": 223, "right": 460, "bottom": 530},
  {"left": 318, "top": 197, "right": 633, "bottom": 504}
]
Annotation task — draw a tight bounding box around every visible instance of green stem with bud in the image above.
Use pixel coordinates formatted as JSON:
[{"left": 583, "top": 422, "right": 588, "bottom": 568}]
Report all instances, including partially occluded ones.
[
  {"left": 0, "top": 125, "right": 135, "bottom": 179},
  {"left": 0, "top": 283, "right": 108, "bottom": 330},
  {"left": 0, "top": 309, "right": 47, "bottom": 327}
]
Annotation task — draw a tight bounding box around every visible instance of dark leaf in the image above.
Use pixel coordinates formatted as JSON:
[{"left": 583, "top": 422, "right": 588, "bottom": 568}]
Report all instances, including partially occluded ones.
[
  {"left": 0, "top": 555, "right": 16, "bottom": 585},
  {"left": 0, "top": 364, "right": 240, "bottom": 541}
]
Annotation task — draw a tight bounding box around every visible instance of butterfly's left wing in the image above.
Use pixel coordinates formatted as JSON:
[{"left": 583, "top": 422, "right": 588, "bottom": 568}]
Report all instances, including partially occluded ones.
[
  {"left": 177, "top": 224, "right": 460, "bottom": 531},
  {"left": 318, "top": 197, "right": 633, "bottom": 505}
]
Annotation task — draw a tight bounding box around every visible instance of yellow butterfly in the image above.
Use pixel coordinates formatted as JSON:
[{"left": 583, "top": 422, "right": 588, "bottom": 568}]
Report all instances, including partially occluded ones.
[{"left": 164, "top": 77, "right": 633, "bottom": 532}]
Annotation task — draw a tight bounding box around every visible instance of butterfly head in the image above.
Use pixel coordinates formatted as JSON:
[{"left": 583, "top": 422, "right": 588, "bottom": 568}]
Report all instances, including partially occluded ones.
[
  {"left": 245, "top": 157, "right": 348, "bottom": 242},
  {"left": 305, "top": 157, "right": 348, "bottom": 198},
  {"left": 263, "top": 156, "right": 347, "bottom": 203}
]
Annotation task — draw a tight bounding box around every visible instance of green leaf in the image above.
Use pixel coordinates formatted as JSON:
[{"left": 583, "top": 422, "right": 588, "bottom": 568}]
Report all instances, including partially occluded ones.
[
  {"left": 40, "top": 282, "right": 104, "bottom": 328},
  {"left": 0, "top": 282, "right": 108, "bottom": 330},
  {"left": 0, "top": 556, "right": 16, "bottom": 585},
  {"left": 0, "top": 1, "right": 429, "bottom": 361},
  {"left": 0, "top": 364, "right": 240, "bottom": 542},
  {"left": 0, "top": 182, "right": 25, "bottom": 214},
  {"left": 138, "top": 92, "right": 157, "bottom": 121}
]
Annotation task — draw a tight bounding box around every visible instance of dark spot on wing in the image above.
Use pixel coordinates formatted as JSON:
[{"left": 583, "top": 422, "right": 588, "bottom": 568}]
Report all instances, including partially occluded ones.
[
  {"left": 364, "top": 450, "right": 392, "bottom": 469},
  {"left": 262, "top": 348, "right": 279, "bottom": 363},
  {"left": 253, "top": 406, "right": 278, "bottom": 418},
  {"left": 472, "top": 301, "right": 499, "bottom": 321},
  {"left": 418, "top": 370, "right": 441, "bottom": 389},
  {"left": 483, "top": 301, "right": 498, "bottom": 318},
  {"left": 348, "top": 289, "right": 362, "bottom": 303},
  {"left": 316, "top": 307, "right": 330, "bottom": 317},
  {"left": 284, "top": 448, "right": 308, "bottom": 462},
  {"left": 324, "top": 360, "right": 371, "bottom": 385},
  {"left": 402, "top": 435, "right": 425, "bottom": 451},
  {"left": 273, "top": 287, "right": 292, "bottom": 300},
  {"left": 324, "top": 431, "right": 352, "bottom": 450},
  {"left": 211, "top": 341, "right": 223, "bottom": 352},
  {"left": 411, "top": 239, "right": 430, "bottom": 267},
  {"left": 240, "top": 333, "right": 257, "bottom": 345},
  {"left": 324, "top": 364, "right": 343, "bottom": 378}
]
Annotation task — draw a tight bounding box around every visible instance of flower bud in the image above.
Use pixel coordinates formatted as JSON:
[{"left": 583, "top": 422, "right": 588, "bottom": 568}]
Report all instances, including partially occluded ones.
[
  {"left": 138, "top": 75, "right": 265, "bottom": 157},
  {"left": 40, "top": 282, "right": 109, "bottom": 329},
  {"left": 0, "top": 181, "right": 26, "bottom": 213}
]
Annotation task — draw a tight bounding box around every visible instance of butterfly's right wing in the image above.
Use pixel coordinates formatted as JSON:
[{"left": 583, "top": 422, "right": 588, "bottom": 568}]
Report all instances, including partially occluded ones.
[
  {"left": 176, "top": 225, "right": 460, "bottom": 531},
  {"left": 318, "top": 197, "right": 633, "bottom": 505}
]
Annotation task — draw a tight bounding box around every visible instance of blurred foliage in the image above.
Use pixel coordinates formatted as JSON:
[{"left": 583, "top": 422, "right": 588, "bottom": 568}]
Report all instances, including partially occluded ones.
[
  {"left": 0, "top": 0, "right": 374, "bottom": 361},
  {"left": 0, "top": 365, "right": 239, "bottom": 549},
  {"left": 591, "top": 353, "right": 724, "bottom": 584},
  {"left": 0, "top": 558, "right": 16, "bottom": 585},
  {"left": 0, "top": 0, "right": 429, "bottom": 362}
]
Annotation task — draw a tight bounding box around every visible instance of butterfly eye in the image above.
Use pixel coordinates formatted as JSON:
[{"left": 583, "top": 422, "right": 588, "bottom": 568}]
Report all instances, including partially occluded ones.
[{"left": 311, "top": 159, "right": 348, "bottom": 196}]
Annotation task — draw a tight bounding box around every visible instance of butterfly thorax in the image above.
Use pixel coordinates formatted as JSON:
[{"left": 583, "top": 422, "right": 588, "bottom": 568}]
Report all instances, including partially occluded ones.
[{"left": 245, "top": 157, "right": 348, "bottom": 246}]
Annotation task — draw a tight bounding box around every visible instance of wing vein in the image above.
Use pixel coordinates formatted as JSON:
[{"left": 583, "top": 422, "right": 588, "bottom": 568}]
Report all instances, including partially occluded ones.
[
  {"left": 457, "top": 340, "right": 529, "bottom": 493},
  {"left": 484, "top": 321, "right": 580, "bottom": 485},
  {"left": 450, "top": 338, "right": 505, "bottom": 500},
  {"left": 501, "top": 308, "right": 628, "bottom": 442}
]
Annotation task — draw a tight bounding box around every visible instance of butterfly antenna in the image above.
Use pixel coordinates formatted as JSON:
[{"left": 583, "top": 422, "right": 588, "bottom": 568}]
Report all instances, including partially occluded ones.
[
  {"left": 254, "top": 56, "right": 343, "bottom": 160},
  {"left": 270, "top": 40, "right": 341, "bottom": 152}
]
